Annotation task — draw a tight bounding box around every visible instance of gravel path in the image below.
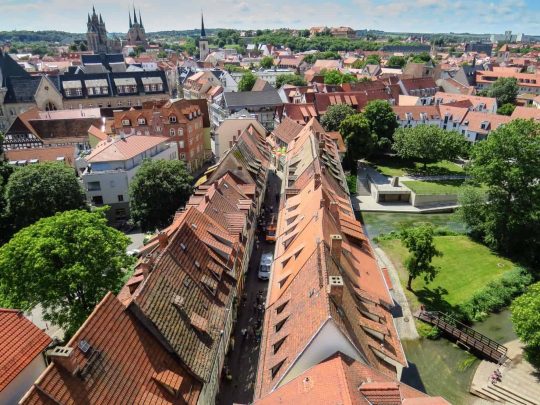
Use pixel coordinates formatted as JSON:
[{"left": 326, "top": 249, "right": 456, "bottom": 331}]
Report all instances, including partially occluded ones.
[{"left": 374, "top": 247, "right": 419, "bottom": 340}]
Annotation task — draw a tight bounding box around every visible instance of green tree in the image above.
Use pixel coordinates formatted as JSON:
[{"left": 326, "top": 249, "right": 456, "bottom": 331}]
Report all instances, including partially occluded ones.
[
  {"left": 275, "top": 73, "right": 306, "bottom": 88},
  {"left": 339, "top": 114, "right": 377, "bottom": 168},
  {"left": 488, "top": 77, "right": 518, "bottom": 106},
  {"left": 259, "top": 56, "right": 274, "bottom": 69},
  {"left": 323, "top": 70, "right": 358, "bottom": 85},
  {"left": 497, "top": 103, "right": 516, "bottom": 116},
  {"left": 460, "top": 119, "right": 540, "bottom": 264},
  {"left": 129, "top": 159, "right": 193, "bottom": 231},
  {"left": 157, "top": 50, "right": 167, "bottom": 59},
  {"left": 362, "top": 100, "right": 399, "bottom": 148},
  {"left": 409, "top": 52, "right": 432, "bottom": 63},
  {"left": 387, "top": 55, "right": 406, "bottom": 68},
  {"left": 511, "top": 282, "right": 540, "bottom": 362},
  {"left": 400, "top": 224, "right": 441, "bottom": 290},
  {"left": 238, "top": 71, "right": 257, "bottom": 91},
  {"left": 392, "top": 125, "right": 467, "bottom": 169},
  {"left": 0, "top": 209, "right": 133, "bottom": 336},
  {"left": 5, "top": 162, "right": 86, "bottom": 231},
  {"left": 320, "top": 104, "right": 356, "bottom": 131}
]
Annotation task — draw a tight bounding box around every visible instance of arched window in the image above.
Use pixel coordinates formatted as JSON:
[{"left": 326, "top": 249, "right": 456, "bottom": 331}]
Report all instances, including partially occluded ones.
[{"left": 169, "top": 128, "right": 176, "bottom": 136}]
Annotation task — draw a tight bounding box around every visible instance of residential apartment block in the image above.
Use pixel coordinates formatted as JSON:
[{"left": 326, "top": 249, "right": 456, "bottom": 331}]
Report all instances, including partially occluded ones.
[
  {"left": 81, "top": 135, "right": 176, "bottom": 222},
  {"left": 393, "top": 104, "right": 512, "bottom": 142},
  {"left": 113, "top": 99, "right": 206, "bottom": 171}
]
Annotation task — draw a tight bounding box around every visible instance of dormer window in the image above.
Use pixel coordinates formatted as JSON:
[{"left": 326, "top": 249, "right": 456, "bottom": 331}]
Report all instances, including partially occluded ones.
[
  {"left": 138, "top": 118, "right": 146, "bottom": 125},
  {"left": 480, "top": 121, "right": 489, "bottom": 130},
  {"left": 169, "top": 115, "right": 177, "bottom": 123},
  {"left": 122, "top": 119, "right": 131, "bottom": 126}
]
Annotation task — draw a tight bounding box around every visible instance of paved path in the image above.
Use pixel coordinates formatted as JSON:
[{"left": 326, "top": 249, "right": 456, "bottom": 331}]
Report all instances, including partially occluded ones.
[
  {"left": 354, "top": 195, "right": 458, "bottom": 213},
  {"left": 374, "top": 247, "right": 419, "bottom": 340}
]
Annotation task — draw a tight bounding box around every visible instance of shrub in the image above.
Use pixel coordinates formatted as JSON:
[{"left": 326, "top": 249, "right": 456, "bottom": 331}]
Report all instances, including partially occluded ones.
[{"left": 460, "top": 267, "right": 533, "bottom": 322}]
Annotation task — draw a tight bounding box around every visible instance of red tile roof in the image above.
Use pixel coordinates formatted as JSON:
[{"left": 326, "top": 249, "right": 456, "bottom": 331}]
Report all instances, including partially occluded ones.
[
  {"left": 0, "top": 309, "right": 51, "bottom": 392},
  {"left": 20, "top": 294, "right": 201, "bottom": 404},
  {"left": 256, "top": 353, "right": 434, "bottom": 405},
  {"left": 255, "top": 119, "right": 406, "bottom": 399},
  {"left": 272, "top": 116, "right": 305, "bottom": 144},
  {"left": 85, "top": 134, "right": 169, "bottom": 162}
]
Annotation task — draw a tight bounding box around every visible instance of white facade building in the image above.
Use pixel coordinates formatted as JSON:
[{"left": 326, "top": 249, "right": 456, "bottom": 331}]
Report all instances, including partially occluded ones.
[{"left": 81, "top": 135, "right": 176, "bottom": 222}]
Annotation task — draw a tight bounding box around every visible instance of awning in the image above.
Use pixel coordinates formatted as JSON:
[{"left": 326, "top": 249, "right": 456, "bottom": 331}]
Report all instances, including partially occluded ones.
[
  {"left": 63, "top": 80, "right": 82, "bottom": 89},
  {"left": 141, "top": 77, "right": 163, "bottom": 85},
  {"left": 84, "top": 79, "right": 108, "bottom": 87},
  {"left": 114, "top": 78, "right": 137, "bottom": 86}
]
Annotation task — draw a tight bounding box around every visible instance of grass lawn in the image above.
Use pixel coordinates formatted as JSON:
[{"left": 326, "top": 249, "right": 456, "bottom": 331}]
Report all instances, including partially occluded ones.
[
  {"left": 368, "top": 156, "right": 464, "bottom": 177},
  {"left": 402, "top": 179, "right": 465, "bottom": 195},
  {"left": 379, "top": 235, "right": 515, "bottom": 312}
]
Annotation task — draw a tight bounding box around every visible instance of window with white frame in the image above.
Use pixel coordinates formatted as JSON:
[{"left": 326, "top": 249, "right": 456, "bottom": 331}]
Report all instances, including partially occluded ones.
[{"left": 170, "top": 128, "right": 176, "bottom": 136}]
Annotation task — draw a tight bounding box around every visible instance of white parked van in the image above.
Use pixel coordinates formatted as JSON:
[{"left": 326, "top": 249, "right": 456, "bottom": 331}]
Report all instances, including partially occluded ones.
[{"left": 258, "top": 251, "right": 273, "bottom": 280}]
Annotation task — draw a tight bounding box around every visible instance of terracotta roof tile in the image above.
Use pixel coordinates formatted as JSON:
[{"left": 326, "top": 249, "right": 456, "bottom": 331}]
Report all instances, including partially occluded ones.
[
  {"left": 0, "top": 309, "right": 51, "bottom": 391},
  {"left": 20, "top": 294, "right": 201, "bottom": 405}
]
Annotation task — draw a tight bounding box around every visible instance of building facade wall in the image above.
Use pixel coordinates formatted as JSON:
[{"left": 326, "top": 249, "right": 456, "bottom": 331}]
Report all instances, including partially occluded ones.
[{"left": 0, "top": 354, "right": 47, "bottom": 405}]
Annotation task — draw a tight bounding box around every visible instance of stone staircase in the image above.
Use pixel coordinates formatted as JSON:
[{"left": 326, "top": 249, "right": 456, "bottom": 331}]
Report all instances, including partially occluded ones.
[{"left": 470, "top": 342, "right": 540, "bottom": 405}]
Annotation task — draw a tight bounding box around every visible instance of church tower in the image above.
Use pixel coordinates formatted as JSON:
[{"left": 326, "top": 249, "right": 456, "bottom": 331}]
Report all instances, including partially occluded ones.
[
  {"left": 86, "top": 6, "right": 111, "bottom": 53},
  {"left": 199, "top": 13, "right": 209, "bottom": 61},
  {"left": 126, "top": 6, "right": 148, "bottom": 48}
]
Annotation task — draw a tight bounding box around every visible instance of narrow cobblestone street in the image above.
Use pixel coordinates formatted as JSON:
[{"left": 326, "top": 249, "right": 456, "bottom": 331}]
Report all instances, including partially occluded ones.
[{"left": 217, "top": 169, "right": 281, "bottom": 405}]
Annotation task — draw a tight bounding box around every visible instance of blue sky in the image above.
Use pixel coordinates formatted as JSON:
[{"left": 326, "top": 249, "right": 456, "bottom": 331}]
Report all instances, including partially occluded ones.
[{"left": 1, "top": 0, "right": 539, "bottom": 34}]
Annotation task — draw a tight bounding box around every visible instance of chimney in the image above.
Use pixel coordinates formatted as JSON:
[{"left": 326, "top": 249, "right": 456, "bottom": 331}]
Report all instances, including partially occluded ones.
[
  {"left": 237, "top": 165, "right": 243, "bottom": 171},
  {"left": 229, "top": 141, "right": 234, "bottom": 148},
  {"left": 48, "top": 346, "right": 78, "bottom": 375},
  {"left": 139, "top": 258, "right": 152, "bottom": 278},
  {"left": 329, "top": 201, "right": 340, "bottom": 221},
  {"left": 327, "top": 275, "right": 344, "bottom": 305},
  {"left": 330, "top": 234, "right": 342, "bottom": 264},
  {"left": 237, "top": 129, "right": 241, "bottom": 136},
  {"left": 158, "top": 231, "right": 169, "bottom": 250},
  {"left": 314, "top": 173, "right": 322, "bottom": 189},
  {"left": 204, "top": 194, "right": 210, "bottom": 203},
  {"left": 319, "top": 141, "right": 325, "bottom": 156}
]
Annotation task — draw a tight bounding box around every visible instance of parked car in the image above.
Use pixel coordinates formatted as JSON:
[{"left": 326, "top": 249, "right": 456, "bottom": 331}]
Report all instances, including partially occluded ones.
[{"left": 258, "top": 251, "right": 274, "bottom": 280}]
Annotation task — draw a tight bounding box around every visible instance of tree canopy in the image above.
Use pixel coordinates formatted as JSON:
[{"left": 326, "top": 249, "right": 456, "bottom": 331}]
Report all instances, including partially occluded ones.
[
  {"left": 512, "top": 282, "right": 540, "bottom": 345},
  {"left": 387, "top": 55, "right": 407, "bottom": 68},
  {"left": 259, "top": 56, "right": 275, "bottom": 69},
  {"left": 392, "top": 125, "right": 468, "bottom": 168},
  {"left": 320, "top": 104, "right": 356, "bottom": 131},
  {"left": 339, "top": 114, "right": 377, "bottom": 168},
  {"left": 0, "top": 209, "right": 133, "bottom": 336},
  {"left": 400, "top": 224, "right": 441, "bottom": 290},
  {"left": 5, "top": 162, "right": 86, "bottom": 231},
  {"left": 488, "top": 77, "right": 519, "bottom": 106},
  {"left": 362, "top": 100, "right": 399, "bottom": 149},
  {"left": 275, "top": 73, "right": 307, "bottom": 88},
  {"left": 238, "top": 70, "right": 257, "bottom": 91},
  {"left": 323, "top": 70, "right": 358, "bottom": 85},
  {"left": 497, "top": 103, "right": 516, "bottom": 116},
  {"left": 459, "top": 119, "right": 540, "bottom": 265},
  {"left": 129, "top": 159, "right": 193, "bottom": 231}
]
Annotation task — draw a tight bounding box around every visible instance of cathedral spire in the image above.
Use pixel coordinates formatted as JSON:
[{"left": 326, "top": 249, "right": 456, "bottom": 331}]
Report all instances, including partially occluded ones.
[
  {"left": 201, "top": 12, "right": 207, "bottom": 38},
  {"left": 99, "top": 13, "right": 104, "bottom": 24},
  {"left": 139, "top": 10, "right": 143, "bottom": 29},
  {"left": 133, "top": 6, "right": 138, "bottom": 24},
  {"left": 92, "top": 5, "right": 96, "bottom": 16},
  {"left": 88, "top": 13, "right": 91, "bottom": 23},
  {"left": 129, "top": 10, "right": 132, "bottom": 28}
]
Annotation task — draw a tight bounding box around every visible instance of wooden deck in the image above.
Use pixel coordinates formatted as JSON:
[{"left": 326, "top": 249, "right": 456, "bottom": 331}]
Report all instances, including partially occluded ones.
[{"left": 414, "top": 310, "right": 508, "bottom": 364}]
